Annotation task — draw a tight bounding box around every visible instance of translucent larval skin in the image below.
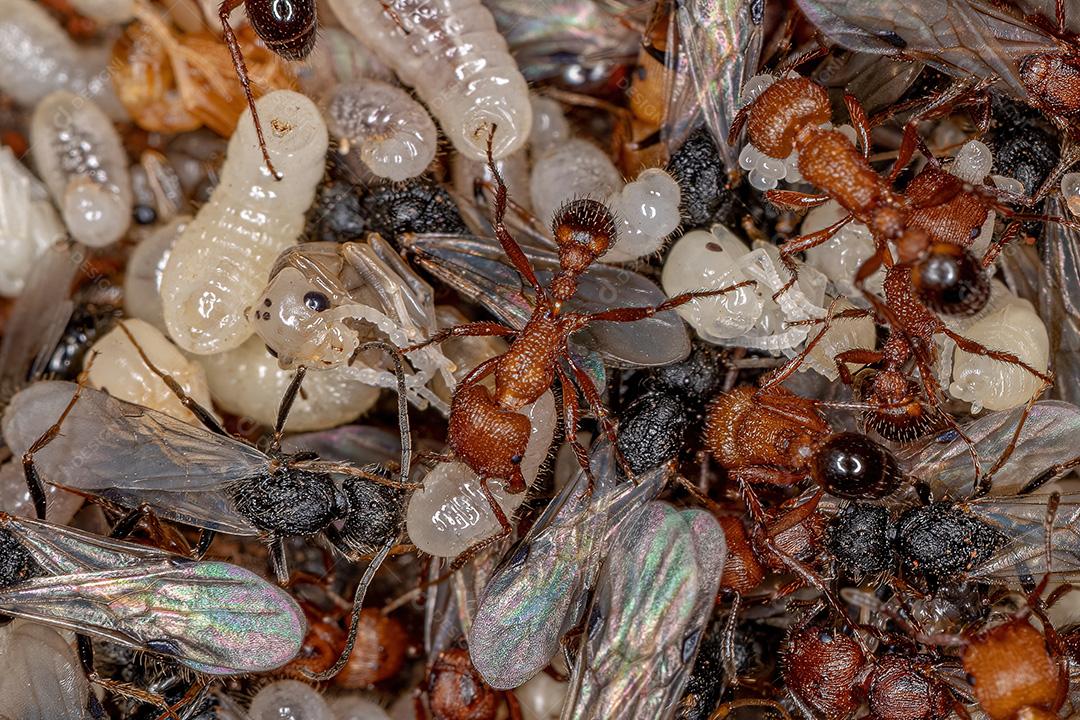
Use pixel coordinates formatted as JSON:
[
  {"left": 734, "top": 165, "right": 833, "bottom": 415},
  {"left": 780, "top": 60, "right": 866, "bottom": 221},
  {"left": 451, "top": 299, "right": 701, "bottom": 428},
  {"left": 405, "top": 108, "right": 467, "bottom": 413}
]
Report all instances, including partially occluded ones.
[
  {"left": 0, "top": 0, "right": 124, "bottom": 119},
  {"left": 161, "top": 90, "right": 328, "bottom": 355},
  {"left": 85, "top": 319, "right": 215, "bottom": 425},
  {"left": 0, "top": 147, "right": 65, "bottom": 297},
  {"left": 0, "top": 621, "right": 91, "bottom": 720},
  {"left": 198, "top": 335, "right": 380, "bottom": 433},
  {"left": 30, "top": 91, "right": 132, "bottom": 248},
  {"left": 328, "top": 0, "right": 532, "bottom": 161},
  {"left": 328, "top": 81, "right": 438, "bottom": 181}
]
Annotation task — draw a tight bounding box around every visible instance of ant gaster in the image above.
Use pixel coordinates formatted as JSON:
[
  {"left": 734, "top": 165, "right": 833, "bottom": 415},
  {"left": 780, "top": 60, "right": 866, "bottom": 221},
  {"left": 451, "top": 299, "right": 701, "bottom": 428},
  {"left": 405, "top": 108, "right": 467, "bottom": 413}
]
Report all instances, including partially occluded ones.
[
  {"left": 219, "top": 0, "right": 317, "bottom": 179},
  {"left": 403, "top": 130, "right": 751, "bottom": 565}
]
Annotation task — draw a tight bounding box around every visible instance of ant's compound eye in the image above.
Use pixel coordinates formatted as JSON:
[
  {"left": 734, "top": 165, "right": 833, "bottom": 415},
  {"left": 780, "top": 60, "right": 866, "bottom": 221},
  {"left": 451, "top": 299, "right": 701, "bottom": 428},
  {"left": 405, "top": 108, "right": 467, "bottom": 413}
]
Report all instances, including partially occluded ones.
[
  {"left": 510, "top": 454, "right": 523, "bottom": 465},
  {"left": 303, "top": 291, "right": 331, "bottom": 312},
  {"left": 912, "top": 244, "right": 989, "bottom": 317},
  {"left": 812, "top": 432, "right": 901, "bottom": 500}
]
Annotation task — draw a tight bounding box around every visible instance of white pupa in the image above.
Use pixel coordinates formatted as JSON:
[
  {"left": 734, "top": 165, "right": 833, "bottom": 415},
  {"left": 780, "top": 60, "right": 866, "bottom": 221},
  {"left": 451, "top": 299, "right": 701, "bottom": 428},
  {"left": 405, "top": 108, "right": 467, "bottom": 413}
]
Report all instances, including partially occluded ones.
[
  {"left": 327, "top": 81, "right": 438, "bottom": 181},
  {"left": 661, "top": 225, "right": 828, "bottom": 351},
  {"left": 247, "top": 238, "right": 456, "bottom": 414},
  {"left": 405, "top": 391, "right": 556, "bottom": 557},
  {"left": 30, "top": 91, "right": 132, "bottom": 248},
  {"left": 0, "top": 147, "right": 66, "bottom": 297},
  {"left": 328, "top": 0, "right": 532, "bottom": 161},
  {"left": 0, "top": 0, "right": 124, "bottom": 119},
  {"left": 530, "top": 138, "right": 622, "bottom": 228},
  {"left": 85, "top": 319, "right": 215, "bottom": 425},
  {"left": 198, "top": 335, "right": 380, "bottom": 434},
  {"left": 161, "top": 90, "right": 328, "bottom": 355}
]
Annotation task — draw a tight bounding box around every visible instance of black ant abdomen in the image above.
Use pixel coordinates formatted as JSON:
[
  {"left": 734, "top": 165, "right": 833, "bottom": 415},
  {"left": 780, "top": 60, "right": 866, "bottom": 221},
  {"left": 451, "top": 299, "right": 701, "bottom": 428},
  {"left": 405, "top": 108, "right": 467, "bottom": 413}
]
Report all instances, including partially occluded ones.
[{"left": 245, "top": 0, "right": 318, "bottom": 61}]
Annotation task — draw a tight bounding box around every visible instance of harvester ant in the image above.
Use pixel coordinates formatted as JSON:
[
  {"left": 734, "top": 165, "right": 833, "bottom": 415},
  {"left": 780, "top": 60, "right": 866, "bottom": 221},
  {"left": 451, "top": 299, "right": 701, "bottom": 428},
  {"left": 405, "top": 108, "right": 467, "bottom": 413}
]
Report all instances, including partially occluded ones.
[
  {"left": 403, "top": 130, "right": 751, "bottom": 565},
  {"left": 218, "top": 0, "right": 317, "bottom": 179}
]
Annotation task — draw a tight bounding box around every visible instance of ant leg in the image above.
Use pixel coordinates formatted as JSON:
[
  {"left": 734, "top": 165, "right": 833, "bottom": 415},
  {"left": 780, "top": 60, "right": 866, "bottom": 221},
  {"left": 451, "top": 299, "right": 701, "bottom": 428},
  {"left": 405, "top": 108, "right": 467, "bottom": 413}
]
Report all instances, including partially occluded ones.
[
  {"left": 1058, "top": 0, "right": 1067, "bottom": 33},
  {"left": 359, "top": 341, "right": 413, "bottom": 486},
  {"left": 566, "top": 358, "right": 631, "bottom": 480},
  {"left": 721, "top": 592, "right": 742, "bottom": 687},
  {"left": 268, "top": 536, "right": 290, "bottom": 586},
  {"left": 22, "top": 374, "right": 93, "bottom": 519},
  {"left": 764, "top": 189, "right": 831, "bottom": 211},
  {"left": 709, "top": 699, "right": 793, "bottom": 720},
  {"left": 400, "top": 321, "right": 514, "bottom": 354},
  {"left": 756, "top": 300, "right": 863, "bottom": 390},
  {"left": 449, "top": 479, "right": 515, "bottom": 571},
  {"left": 940, "top": 327, "right": 1053, "bottom": 385},
  {"left": 108, "top": 503, "right": 154, "bottom": 540},
  {"left": 115, "top": 322, "right": 228, "bottom": 436},
  {"left": 485, "top": 128, "right": 546, "bottom": 299},
  {"left": 843, "top": 92, "right": 871, "bottom": 160},
  {"left": 833, "top": 349, "right": 882, "bottom": 386},
  {"left": 580, "top": 280, "right": 756, "bottom": 325},
  {"left": 772, "top": 215, "right": 852, "bottom": 299},
  {"left": 78, "top": 635, "right": 187, "bottom": 720},
  {"left": 554, "top": 364, "right": 594, "bottom": 490},
  {"left": 300, "top": 535, "right": 395, "bottom": 682},
  {"left": 271, "top": 365, "right": 306, "bottom": 448},
  {"left": 194, "top": 529, "right": 216, "bottom": 559},
  {"left": 505, "top": 692, "right": 525, "bottom": 720},
  {"left": 218, "top": 0, "right": 280, "bottom": 179}
]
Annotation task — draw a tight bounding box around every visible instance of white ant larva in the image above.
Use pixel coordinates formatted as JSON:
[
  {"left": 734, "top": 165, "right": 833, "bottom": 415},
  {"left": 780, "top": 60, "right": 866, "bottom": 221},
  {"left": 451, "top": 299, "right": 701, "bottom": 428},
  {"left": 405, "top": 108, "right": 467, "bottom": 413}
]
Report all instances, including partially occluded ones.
[
  {"left": 0, "top": 0, "right": 125, "bottom": 119},
  {"left": 327, "top": 0, "right": 532, "bottom": 161},
  {"left": 124, "top": 216, "right": 188, "bottom": 334},
  {"left": 327, "top": 80, "right": 438, "bottom": 182},
  {"left": 0, "top": 147, "right": 66, "bottom": 297},
  {"left": 84, "top": 319, "right": 217, "bottom": 425},
  {"left": 30, "top": 91, "right": 133, "bottom": 249},
  {"left": 197, "top": 335, "right": 379, "bottom": 433},
  {"left": 160, "top": 90, "right": 328, "bottom": 355}
]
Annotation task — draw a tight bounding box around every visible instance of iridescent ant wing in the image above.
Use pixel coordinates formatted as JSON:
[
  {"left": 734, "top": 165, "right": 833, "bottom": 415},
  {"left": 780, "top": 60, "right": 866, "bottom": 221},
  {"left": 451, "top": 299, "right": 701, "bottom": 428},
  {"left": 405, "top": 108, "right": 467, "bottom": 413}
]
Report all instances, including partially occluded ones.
[
  {"left": 965, "top": 491, "right": 1080, "bottom": 583},
  {"left": 468, "top": 442, "right": 667, "bottom": 689},
  {"left": 562, "top": 502, "right": 725, "bottom": 720},
  {"left": 3, "top": 381, "right": 269, "bottom": 534}
]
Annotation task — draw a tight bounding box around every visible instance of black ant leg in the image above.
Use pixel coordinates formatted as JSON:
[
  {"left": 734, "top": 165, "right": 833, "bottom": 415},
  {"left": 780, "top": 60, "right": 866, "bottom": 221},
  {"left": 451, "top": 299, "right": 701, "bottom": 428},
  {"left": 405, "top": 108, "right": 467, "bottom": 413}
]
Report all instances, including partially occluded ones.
[
  {"left": 358, "top": 342, "right": 413, "bottom": 486},
  {"left": 109, "top": 503, "right": 154, "bottom": 540},
  {"left": 218, "top": 0, "right": 281, "bottom": 180},
  {"left": 194, "top": 529, "right": 217, "bottom": 559},
  {"left": 268, "top": 536, "right": 290, "bottom": 586},
  {"left": 22, "top": 369, "right": 93, "bottom": 519},
  {"left": 301, "top": 535, "right": 396, "bottom": 682},
  {"left": 114, "top": 322, "right": 228, "bottom": 437},
  {"left": 271, "top": 365, "right": 307, "bottom": 450}
]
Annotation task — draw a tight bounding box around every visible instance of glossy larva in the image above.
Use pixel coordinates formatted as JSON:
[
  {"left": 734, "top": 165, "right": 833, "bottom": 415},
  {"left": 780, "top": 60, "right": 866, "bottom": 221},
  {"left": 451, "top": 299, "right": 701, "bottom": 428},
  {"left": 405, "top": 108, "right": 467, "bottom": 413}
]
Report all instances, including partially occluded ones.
[
  {"left": 528, "top": 94, "right": 570, "bottom": 153},
  {"left": 85, "top": 319, "right": 216, "bottom": 425},
  {"left": 328, "top": 0, "right": 532, "bottom": 161},
  {"left": 247, "top": 238, "right": 455, "bottom": 413},
  {"left": 248, "top": 680, "right": 334, "bottom": 720},
  {"left": 405, "top": 391, "right": 556, "bottom": 558},
  {"left": 161, "top": 90, "right": 328, "bottom": 355},
  {"left": 949, "top": 293, "right": 1050, "bottom": 412},
  {"left": 327, "top": 81, "right": 438, "bottom": 181},
  {"left": 1062, "top": 172, "right": 1080, "bottom": 217},
  {"left": 530, "top": 138, "right": 623, "bottom": 228},
  {"left": 30, "top": 91, "right": 132, "bottom": 248},
  {"left": 198, "top": 335, "right": 380, "bottom": 433},
  {"left": 661, "top": 226, "right": 828, "bottom": 350},
  {"left": 604, "top": 168, "right": 682, "bottom": 263},
  {"left": 123, "top": 216, "right": 188, "bottom": 334},
  {"left": 0, "top": 147, "right": 66, "bottom": 297},
  {"left": 799, "top": 299, "right": 878, "bottom": 381},
  {"left": 801, "top": 200, "right": 883, "bottom": 298},
  {"left": 0, "top": 0, "right": 125, "bottom": 119}
]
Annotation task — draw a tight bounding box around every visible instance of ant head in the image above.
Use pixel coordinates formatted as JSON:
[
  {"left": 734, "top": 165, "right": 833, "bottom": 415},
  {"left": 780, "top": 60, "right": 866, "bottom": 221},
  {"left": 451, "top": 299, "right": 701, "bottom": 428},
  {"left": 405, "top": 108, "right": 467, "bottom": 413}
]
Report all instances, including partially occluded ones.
[
  {"left": 247, "top": 0, "right": 318, "bottom": 61},
  {"left": 551, "top": 198, "right": 618, "bottom": 282},
  {"left": 1019, "top": 53, "right": 1061, "bottom": 99},
  {"left": 783, "top": 621, "right": 866, "bottom": 720},
  {"left": 855, "top": 370, "right": 946, "bottom": 443},
  {"left": 247, "top": 265, "right": 355, "bottom": 370},
  {"left": 912, "top": 243, "right": 990, "bottom": 317},
  {"left": 812, "top": 432, "right": 901, "bottom": 500}
]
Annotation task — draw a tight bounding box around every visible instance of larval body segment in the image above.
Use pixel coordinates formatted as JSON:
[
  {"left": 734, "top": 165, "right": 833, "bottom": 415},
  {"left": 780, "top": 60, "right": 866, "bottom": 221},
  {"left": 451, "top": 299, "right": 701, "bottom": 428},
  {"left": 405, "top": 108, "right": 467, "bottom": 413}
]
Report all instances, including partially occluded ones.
[
  {"left": 161, "top": 90, "right": 328, "bottom": 355},
  {"left": 0, "top": 147, "right": 65, "bottom": 297}
]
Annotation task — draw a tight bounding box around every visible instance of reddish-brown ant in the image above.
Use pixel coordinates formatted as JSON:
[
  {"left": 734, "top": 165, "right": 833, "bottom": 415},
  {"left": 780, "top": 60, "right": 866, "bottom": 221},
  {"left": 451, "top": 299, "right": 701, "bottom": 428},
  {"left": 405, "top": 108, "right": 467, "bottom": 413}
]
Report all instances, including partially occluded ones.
[
  {"left": 218, "top": 0, "right": 317, "bottom": 179},
  {"left": 403, "top": 132, "right": 750, "bottom": 565},
  {"left": 416, "top": 647, "right": 523, "bottom": 720}
]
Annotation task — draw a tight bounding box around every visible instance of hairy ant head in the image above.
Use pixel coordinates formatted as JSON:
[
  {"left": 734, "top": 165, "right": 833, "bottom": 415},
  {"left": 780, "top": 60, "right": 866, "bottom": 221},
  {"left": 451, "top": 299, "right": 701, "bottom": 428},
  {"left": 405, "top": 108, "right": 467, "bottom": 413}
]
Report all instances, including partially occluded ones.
[
  {"left": 912, "top": 243, "right": 990, "bottom": 317},
  {"left": 247, "top": 0, "right": 318, "bottom": 61},
  {"left": 551, "top": 198, "right": 618, "bottom": 280},
  {"left": 812, "top": 432, "right": 901, "bottom": 500},
  {"left": 855, "top": 370, "right": 946, "bottom": 443}
]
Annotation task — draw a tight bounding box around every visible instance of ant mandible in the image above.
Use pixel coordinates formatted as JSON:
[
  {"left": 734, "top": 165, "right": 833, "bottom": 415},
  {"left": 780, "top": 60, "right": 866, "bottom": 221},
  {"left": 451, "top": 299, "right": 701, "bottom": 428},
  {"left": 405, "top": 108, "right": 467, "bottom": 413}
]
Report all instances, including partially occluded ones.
[
  {"left": 219, "top": 0, "right": 316, "bottom": 179},
  {"left": 404, "top": 128, "right": 751, "bottom": 565}
]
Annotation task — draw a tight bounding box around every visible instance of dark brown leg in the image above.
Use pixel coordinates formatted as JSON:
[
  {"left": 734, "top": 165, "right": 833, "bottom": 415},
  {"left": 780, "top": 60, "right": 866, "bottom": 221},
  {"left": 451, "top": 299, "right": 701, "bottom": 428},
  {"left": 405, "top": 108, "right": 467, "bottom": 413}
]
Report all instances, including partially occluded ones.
[
  {"left": 449, "top": 479, "right": 514, "bottom": 571},
  {"left": 400, "top": 321, "right": 514, "bottom": 354},
  {"left": 485, "top": 129, "right": 545, "bottom": 297},
  {"left": 272, "top": 365, "right": 306, "bottom": 448},
  {"left": 219, "top": 0, "right": 280, "bottom": 180},
  {"left": 843, "top": 92, "right": 871, "bottom": 160},
  {"left": 22, "top": 374, "right": 91, "bottom": 519},
  {"left": 581, "top": 280, "right": 756, "bottom": 324},
  {"left": 764, "top": 189, "right": 831, "bottom": 210},
  {"left": 358, "top": 341, "right": 414, "bottom": 486},
  {"left": 554, "top": 364, "right": 593, "bottom": 487}
]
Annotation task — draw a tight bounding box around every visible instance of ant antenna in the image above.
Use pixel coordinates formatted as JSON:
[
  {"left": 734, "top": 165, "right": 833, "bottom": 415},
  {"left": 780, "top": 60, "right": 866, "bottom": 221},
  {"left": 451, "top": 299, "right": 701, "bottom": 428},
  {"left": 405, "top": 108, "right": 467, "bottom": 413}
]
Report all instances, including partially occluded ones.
[
  {"left": 300, "top": 534, "right": 396, "bottom": 682},
  {"left": 357, "top": 341, "right": 412, "bottom": 486},
  {"left": 272, "top": 365, "right": 307, "bottom": 450}
]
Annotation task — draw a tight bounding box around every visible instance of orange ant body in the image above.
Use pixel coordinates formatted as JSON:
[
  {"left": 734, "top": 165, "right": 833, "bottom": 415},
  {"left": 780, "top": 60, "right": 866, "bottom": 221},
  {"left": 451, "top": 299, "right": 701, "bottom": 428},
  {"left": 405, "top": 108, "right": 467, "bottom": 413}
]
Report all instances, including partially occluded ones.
[
  {"left": 218, "top": 0, "right": 317, "bottom": 178},
  {"left": 732, "top": 76, "right": 1052, "bottom": 463},
  {"left": 405, "top": 135, "right": 749, "bottom": 563}
]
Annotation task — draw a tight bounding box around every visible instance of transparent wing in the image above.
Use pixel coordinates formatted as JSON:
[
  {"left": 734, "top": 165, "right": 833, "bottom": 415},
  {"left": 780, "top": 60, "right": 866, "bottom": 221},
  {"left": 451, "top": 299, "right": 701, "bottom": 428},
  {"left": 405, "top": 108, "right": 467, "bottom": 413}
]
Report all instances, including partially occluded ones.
[
  {"left": 0, "top": 559, "right": 305, "bottom": 675},
  {"left": 898, "top": 401, "right": 1080, "bottom": 498},
  {"left": 794, "top": 0, "right": 1061, "bottom": 97},
  {"left": 2, "top": 381, "right": 267, "bottom": 534},
  {"left": 966, "top": 492, "right": 1080, "bottom": 582},
  {"left": 400, "top": 233, "right": 691, "bottom": 367},
  {"left": 668, "top": 0, "right": 763, "bottom": 169},
  {"left": 468, "top": 443, "right": 667, "bottom": 689},
  {"left": 1040, "top": 199, "right": 1080, "bottom": 407},
  {"left": 563, "top": 502, "right": 725, "bottom": 720}
]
